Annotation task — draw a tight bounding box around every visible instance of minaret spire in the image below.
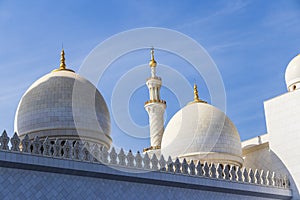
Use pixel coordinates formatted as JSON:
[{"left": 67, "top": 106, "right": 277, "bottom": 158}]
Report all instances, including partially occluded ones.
[
  {"left": 149, "top": 48, "right": 157, "bottom": 78},
  {"left": 149, "top": 47, "right": 157, "bottom": 68},
  {"left": 144, "top": 48, "right": 166, "bottom": 156}
]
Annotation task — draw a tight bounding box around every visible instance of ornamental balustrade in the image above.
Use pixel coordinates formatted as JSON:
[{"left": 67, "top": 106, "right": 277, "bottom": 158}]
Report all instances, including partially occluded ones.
[{"left": 0, "top": 130, "right": 290, "bottom": 189}]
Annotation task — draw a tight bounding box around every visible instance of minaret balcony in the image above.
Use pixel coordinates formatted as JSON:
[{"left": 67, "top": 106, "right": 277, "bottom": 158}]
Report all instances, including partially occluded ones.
[{"left": 144, "top": 99, "right": 166, "bottom": 105}]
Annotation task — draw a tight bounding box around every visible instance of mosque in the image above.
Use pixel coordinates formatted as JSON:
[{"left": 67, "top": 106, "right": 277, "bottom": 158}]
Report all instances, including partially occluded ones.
[{"left": 0, "top": 47, "right": 299, "bottom": 199}]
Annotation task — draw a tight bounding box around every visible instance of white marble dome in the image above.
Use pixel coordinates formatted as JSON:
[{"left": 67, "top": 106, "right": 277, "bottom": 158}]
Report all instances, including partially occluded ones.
[
  {"left": 161, "top": 102, "right": 243, "bottom": 166},
  {"left": 14, "top": 69, "right": 112, "bottom": 148},
  {"left": 285, "top": 54, "right": 300, "bottom": 92}
]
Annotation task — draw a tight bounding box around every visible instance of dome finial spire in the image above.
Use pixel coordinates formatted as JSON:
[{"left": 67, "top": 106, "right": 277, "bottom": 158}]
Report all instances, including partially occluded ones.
[
  {"left": 52, "top": 48, "right": 75, "bottom": 73},
  {"left": 189, "top": 83, "right": 207, "bottom": 104},
  {"left": 60, "top": 49, "right": 66, "bottom": 70},
  {"left": 149, "top": 47, "right": 157, "bottom": 68},
  {"left": 194, "top": 83, "right": 200, "bottom": 102}
]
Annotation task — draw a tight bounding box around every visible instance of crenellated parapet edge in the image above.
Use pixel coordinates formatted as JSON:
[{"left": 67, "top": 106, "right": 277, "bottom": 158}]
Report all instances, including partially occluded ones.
[{"left": 0, "top": 130, "right": 290, "bottom": 189}]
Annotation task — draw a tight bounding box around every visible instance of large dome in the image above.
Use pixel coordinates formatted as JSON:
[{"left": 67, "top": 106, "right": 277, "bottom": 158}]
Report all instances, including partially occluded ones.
[
  {"left": 285, "top": 54, "right": 300, "bottom": 92},
  {"left": 14, "top": 69, "right": 112, "bottom": 148},
  {"left": 161, "top": 102, "right": 243, "bottom": 166}
]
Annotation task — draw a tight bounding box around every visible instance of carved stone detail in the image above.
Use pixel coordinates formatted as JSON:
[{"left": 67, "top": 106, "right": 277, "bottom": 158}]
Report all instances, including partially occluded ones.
[
  {"left": 118, "top": 148, "right": 126, "bottom": 166},
  {"left": 151, "top": 154, "right": 159, "bottom": 170},
  {"left": 109, "top": 147, "right": 117, "bottom": 165},
  {"left": 0, "top": 130, "right": 9, "bottom": 150},
  {"left": 249, "top": 169, "right": 255, "bottom": 184},
  {"left": 63, "top": 140, "right": 72, "bottom": 159},
  {"left": 237, "top": 167, "right": 243, "bottom": 182},
  {"left": 189, "top": 160, "right": 196, "bottom": 176},
  {"left": 21, "top": 134, "right": 31, "bottom": 153},
  {"left": 135, "top": 151, "right": 142, "bottom": 168},
  {"left": 224, "top": 165, "right": 230, "bottom": 180},
  {"left": 174, "top": 158, "right": 181, "bottom": 173},
  {"left": 217, "top": 164, "right": 223, "bottom": 179},
  {"left": 255, "top": 169, "right": 261, "bottom": 184},
  {"left": 230, "top": 166, "right": 236, "bottom": 181},
  {"left": 32, "top": 136, "right": 41, "bottom": 155},
  {"left": 82, "top": 142, "right": 91, "bottom": 162},
  {"left": 243, "top": 168, "right": 249, "bottom": 183},
  {"left": 167, "top": 156, "right": 174, "bottom": 173},
  {"left": 181, "top": 159, "right": 188, "bottom": 174},
  {"left": 159, "top": 155, "right": 166, "bottom": 171},
  {"left": 126, "top": 150, "right": 134, "bottom": 167},
  {"left": 73, "top": 141, "right": 81, "bottom": 160},
  {"left": 42, "top": 137, "right": 51, "bottom": 156},
  {"left": 196, "top": 161, "right": 203, "bottom": 176},
  {"left": 10, "top": 132, "right": 20, "bottom": 152},
  {"left": 53, "top": 139, "right": 61, "bottom": 157},
  {"left": 203, "top": 162, "right": 210, "bottom": 177},
  {"left": 260, "top": 170, "right": 267, "bottom": 185},
  {"left": 91, "top": 144, "right": 100, "bottom": 162},
  {"left": 271, "top": 171, "right": 276, "bottom": 186},
  {"left": 143, "top": 153, "right": 150, "bottom": 169},
  {"left": 210, "top": 163, "right": 217, "bottom": 179},
  {"left": 101, "top": 146, "right": 109, "bottom": 164}
]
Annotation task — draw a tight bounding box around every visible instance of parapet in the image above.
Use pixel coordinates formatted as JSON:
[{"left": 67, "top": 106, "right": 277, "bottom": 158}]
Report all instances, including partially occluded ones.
[{"left": 0, "top": 130, "right": 290, "bottom": 189}]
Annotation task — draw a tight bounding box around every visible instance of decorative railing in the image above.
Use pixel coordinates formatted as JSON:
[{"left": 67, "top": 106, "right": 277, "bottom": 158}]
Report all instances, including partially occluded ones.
[{"left": 0, "top": 130, "right": 290, "bottom": 189}]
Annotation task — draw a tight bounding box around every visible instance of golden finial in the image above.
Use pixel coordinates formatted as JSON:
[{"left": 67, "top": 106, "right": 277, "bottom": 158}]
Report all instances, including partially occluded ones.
[
  {"left": 52, "top": 49, "right": 75, "bottom": 73},
  {"left": 60, "top": 49, "right": 66, "bottom": 69},
  {"left": 189, "top": 83, "right": 207, "bottom": 104},
  {"left": 194, "top": 83, "right": 200, "bottom": 102},
  {"left": 149, "top": 47, "right": 157, "bottom": 67}
]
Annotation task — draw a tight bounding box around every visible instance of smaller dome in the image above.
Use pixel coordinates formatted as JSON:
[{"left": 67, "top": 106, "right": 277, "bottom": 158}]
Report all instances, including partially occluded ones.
[
  {"left": 161, "top": 102, "right": 243, "bottom": 166},
  {"left": 285, "top": 54, "right": 300, "bottom": 91}
]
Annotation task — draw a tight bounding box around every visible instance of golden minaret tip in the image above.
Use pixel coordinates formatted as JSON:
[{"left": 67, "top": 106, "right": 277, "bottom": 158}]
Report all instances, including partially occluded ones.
[{"left": 149, "top": 47, "right": 157, "bottom": 67}]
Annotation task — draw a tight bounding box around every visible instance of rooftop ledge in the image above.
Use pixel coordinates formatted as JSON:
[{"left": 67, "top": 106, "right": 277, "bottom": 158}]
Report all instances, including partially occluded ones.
[{"left": 0, "top": 131, "right": 293, "bottom": 199}]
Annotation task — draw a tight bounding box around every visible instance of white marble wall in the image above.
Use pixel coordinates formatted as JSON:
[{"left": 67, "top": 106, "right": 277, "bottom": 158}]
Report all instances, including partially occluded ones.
[{"left": 264, "top": 89, "right": 300, "bottom": 197}]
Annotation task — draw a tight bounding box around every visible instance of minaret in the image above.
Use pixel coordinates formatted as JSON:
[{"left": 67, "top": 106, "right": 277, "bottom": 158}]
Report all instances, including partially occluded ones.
[{"left": 143, "top": 48, "right": 166, "bottom": 156}]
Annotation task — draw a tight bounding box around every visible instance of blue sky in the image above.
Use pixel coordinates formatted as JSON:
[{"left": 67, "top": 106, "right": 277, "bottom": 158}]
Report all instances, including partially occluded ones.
[{"left": 0, "top": 0, "right": 300, "bottom": 152}]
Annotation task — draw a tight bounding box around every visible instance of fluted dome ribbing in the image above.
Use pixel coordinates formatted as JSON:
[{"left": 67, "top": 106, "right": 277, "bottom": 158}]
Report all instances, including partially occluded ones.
[
  {"left": 14, "top": 70, "right": 112, "bottom": 148},
  {"left": 161, "top": 102, "right": 243, "bottom": 166}
]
